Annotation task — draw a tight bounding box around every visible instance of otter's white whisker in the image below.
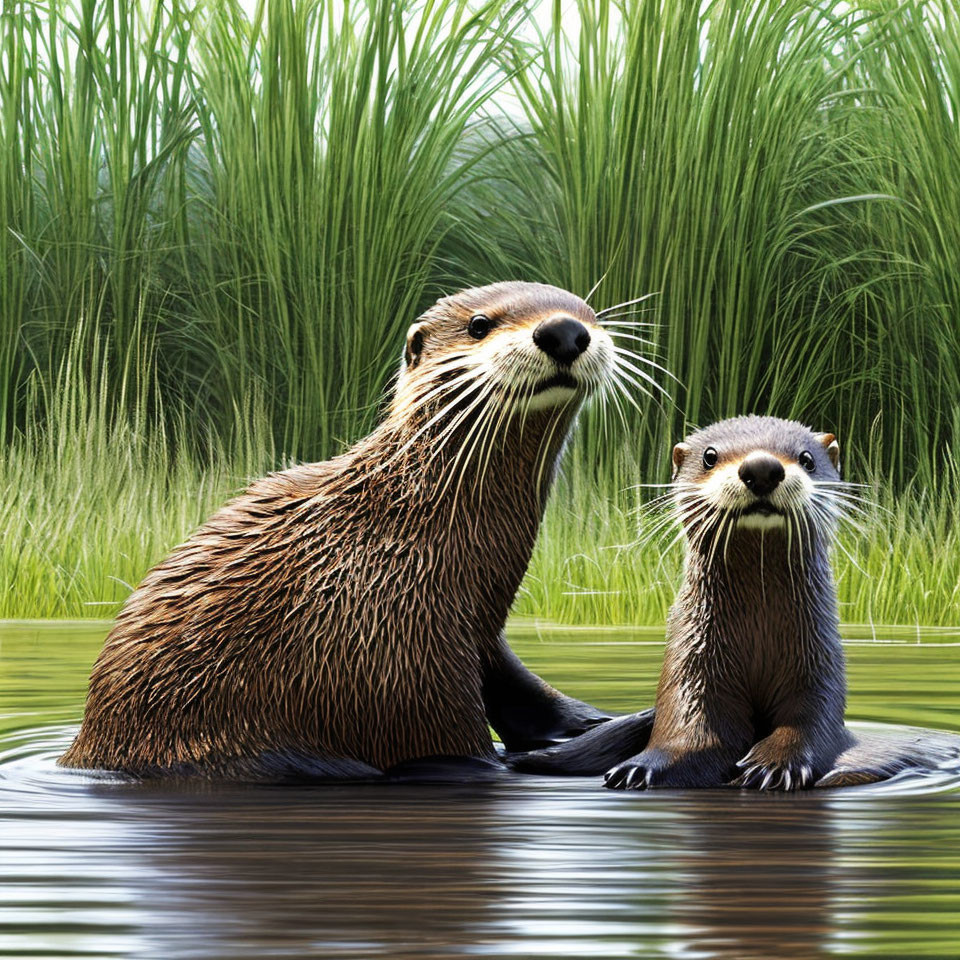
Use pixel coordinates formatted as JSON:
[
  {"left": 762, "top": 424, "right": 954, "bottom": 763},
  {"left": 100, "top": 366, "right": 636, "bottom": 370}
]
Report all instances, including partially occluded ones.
[
  {"left": 612, "top": 346, "right": 681, "bottom": 387},
  {"left": 607, "top": 368, "right": 649, "bottom": 417},
  {"left": 609, "top": 367, "right": 665, "bottom": 408},
  {"left": 597, "top": 317, "right": 657, "bottom": 327},
  {"left": 596, "top": 292, "right": 660, "bottom": 316},
  {"left": 604, "top": 329, "right": 659, "bottom": 349}
]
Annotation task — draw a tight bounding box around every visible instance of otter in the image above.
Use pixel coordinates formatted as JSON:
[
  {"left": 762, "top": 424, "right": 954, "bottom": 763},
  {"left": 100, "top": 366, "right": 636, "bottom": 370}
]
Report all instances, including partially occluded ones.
[
  {"left": 60, "top": 282, "right": 633, "bottom": 781},
  {"left": 510, "top": 416, "right": 960, "bottom": 789}
]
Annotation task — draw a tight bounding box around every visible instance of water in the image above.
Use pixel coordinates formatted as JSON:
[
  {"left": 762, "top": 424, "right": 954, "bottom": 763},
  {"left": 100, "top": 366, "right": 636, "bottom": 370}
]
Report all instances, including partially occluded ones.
[{"left": 2, "top": 621, "right": 960, "bottom": 959}]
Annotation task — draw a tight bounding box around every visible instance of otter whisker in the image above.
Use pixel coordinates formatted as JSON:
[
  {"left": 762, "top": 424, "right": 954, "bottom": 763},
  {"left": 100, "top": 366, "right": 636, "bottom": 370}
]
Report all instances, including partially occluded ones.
[
  {"left": 812, "top": 502, "right": 867, "bottom": 575},
  {"left": 475, "top": 365, "right": 528, "bottom": 503},
  {"left": 811, "top": 481, "right": 876, "bottom": 499},
  {"left": 809, "top": 490, "right": 873, "bottom": 530},
  {"left": 400, "top": 360, "right": 486, "bottom": 417},
  {"left": 810, "top": 487, "right": 878, "bottom": 514},
  {"left": 705, "top": 511, "right": 731, "bottom": 570},
  {"left": 607, "top": 368, "right": 649, "bottom": 417},
  {"left": 601, "top": 372, "right": 635, "bottom": 435},
  {"left": 634, "top": 490, "right": 681, "bottom": 515},
  {"left": 812, "top": 479, "right": 873, "bottom": 489},
  {"left": 636, "top": 498, "right": 684, "bottom": 537},
  {"left": 813, "top": 495, "right": 869, "bottom": 531},
  {"left": 597, "top": 315, "right": 657, "bottom": 326},
  {"left": 404, "top": 367, "right": 485, "bottom": 425},
  {"left": 583, "top": 273, "right": 610, "bottom": 305},
  {"left": 611, "top": 358, "right": 670, "bottom": 405},
  {"left": 428, "top": 382, "right": 498, "bottom": 474},
  {"left": 434, "top": 375, "right": 499, "bottom": 465},
  {"left": 630, "top": 514, "right": 688, "bottom": 559},
  {"left": 612, "top": 345, "right": 680, "bottom": 388},
  {"left": 394, "top": 374, "right": 491, "bottom": 465},
  {"left": 604, "top": 329, "right": 659, "bottom": 350},
  {"left": 596, "top": 292, "right": 660, "bottom": 316},
  {"left": 636, "top": 500, "right": 694, "bottom": 542},
  {"left": 813, "top": 488, "right": 880, "bottom": 514},
  {"left": 448, "top": 352, "right": 528, "bottom": 496},
  {"left": 438, "top": 379, "right": 502, "bottom": 515},
  {"left": 400, "top": 355, "right": 479, "bottom": 402},
  {"left": 608, "top": 366, "right": 661, "bottom": 409}
]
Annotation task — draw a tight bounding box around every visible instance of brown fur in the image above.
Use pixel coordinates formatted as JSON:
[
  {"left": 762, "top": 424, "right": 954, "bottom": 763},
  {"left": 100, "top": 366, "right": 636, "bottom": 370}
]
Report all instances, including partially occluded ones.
[{"left": 60, "top": 282, "right": 615, "bottom": 780}]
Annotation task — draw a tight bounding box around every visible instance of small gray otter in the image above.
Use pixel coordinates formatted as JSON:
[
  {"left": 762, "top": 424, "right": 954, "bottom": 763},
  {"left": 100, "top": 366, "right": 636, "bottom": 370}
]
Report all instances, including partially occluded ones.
[
  {"left": 511, "top": 415, "right": 960, "bottom": 789},
  {"left": 61, "top": 281, "right": 639, "bottom": 781}
]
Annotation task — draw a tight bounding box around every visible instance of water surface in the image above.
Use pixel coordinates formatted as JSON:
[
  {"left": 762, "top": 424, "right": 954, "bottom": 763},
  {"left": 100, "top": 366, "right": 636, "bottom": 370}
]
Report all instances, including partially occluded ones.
[{"left": 2, "top": 621, "right": 959, "bottom": 959}]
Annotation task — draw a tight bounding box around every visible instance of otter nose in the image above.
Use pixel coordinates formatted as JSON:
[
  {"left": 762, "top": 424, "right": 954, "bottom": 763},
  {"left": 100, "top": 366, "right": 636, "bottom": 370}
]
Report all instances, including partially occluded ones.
[
  {"left": 533, "top": 316, "right": 591, "bottom": 366},
  {"left": 738, "top": 454, "right": 785, "bottom": 498}
]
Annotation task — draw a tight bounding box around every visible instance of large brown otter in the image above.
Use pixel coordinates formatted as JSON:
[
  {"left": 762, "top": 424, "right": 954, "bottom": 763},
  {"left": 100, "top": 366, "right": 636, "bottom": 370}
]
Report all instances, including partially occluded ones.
[
  {"left": 61, "top": 282, "right": 637, "bottom": 781},
  {"left": 511, "top": 416, "right": 960, "bottom": 789}
]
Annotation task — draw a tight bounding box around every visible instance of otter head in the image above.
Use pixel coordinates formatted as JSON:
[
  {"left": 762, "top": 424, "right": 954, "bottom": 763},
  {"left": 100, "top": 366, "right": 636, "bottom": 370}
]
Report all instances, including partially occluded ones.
[
  {"left": 390, "top": 282, "right": 615, "bottom": 429},
  {"left": 670, "top": 415, "right": 845, "bottom": 552}
]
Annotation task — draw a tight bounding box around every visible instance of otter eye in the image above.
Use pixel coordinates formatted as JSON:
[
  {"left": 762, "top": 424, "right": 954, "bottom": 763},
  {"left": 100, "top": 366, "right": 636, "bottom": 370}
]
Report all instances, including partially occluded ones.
[
  {"left": 702, "top": 447, "right": 718, "bottom": 469},
  {"left": 799, "top": 450, "right": 816, "bottom": 473},
  {"left": 468, "top": 314, "right": 492, "bottom": 340}
]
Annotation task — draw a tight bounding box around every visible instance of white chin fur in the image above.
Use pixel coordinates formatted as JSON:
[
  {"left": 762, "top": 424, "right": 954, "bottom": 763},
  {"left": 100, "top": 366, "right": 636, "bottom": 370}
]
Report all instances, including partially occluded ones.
[
  {"left": 518, "top": 385, "right": 581, "bottom": 411},
  {"left": 736, "top": 513, "right": 787, "bottom": 531}
]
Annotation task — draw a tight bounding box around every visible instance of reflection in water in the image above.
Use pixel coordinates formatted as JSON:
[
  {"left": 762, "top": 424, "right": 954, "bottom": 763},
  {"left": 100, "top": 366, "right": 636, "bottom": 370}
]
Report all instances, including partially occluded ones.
[
  {"left": 2, "top": 625, "right": 960, "bottom": 958},
  {"left": 3, "top": 728, "right": 960, "bottom": 959}
]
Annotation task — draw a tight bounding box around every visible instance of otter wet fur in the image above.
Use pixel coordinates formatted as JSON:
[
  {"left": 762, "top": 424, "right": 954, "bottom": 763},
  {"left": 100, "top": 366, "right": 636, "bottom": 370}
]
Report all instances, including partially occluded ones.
[
  {"left": 510, "top": 415, "right": 960, "bottom": 790},
  {"left": 60, "top": 282, "right": 652, "bottom": 781}
]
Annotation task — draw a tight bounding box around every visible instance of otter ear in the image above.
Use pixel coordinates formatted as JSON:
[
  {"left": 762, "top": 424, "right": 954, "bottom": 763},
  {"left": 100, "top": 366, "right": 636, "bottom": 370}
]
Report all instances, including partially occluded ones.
[
  {"left": 817, "top": 433, "right": 840, "bottom": 472},
  {"left": 672, "top": 443, "right": 690, "bottom": 479},
  {"left": 404, "top": 324, "right": 426, "bottom": 368}
]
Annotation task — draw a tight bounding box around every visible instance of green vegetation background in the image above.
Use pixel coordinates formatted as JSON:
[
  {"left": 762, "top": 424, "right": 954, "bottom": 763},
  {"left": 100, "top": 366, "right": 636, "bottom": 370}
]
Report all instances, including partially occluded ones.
[{"left": 2, "top": 0, "right": 959, "bottom": 624}]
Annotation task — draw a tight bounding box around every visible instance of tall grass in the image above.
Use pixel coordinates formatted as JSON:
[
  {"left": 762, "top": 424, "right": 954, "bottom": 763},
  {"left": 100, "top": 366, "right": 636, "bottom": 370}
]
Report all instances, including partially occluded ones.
[
  {"left": 0, "top": 0, "right": 522, "bottom": 456},
  {"left": 452, "top": 0, "right": 958, "bottom": 486},
  {"left": 1, "top": 0, "right": 960, "bottom": 624}
]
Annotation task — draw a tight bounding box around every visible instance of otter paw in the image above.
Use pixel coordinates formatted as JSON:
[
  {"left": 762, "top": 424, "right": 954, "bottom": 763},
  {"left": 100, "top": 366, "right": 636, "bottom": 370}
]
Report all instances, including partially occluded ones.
[
  {"left": 603, "top": 749, "right": 674, "bottom": 790},
  {"left": 732, "top": 750, "right": 816, "bottom": 792}
]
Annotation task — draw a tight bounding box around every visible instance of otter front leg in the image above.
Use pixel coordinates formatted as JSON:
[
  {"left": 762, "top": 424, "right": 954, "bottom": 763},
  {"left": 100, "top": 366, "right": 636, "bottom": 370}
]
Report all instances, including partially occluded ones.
[
  {"left": 604, "top": 649, "right": 751, "bottom": 790},
  {"left": 482, "top": 633, "right": 612, "bottom": 751}
]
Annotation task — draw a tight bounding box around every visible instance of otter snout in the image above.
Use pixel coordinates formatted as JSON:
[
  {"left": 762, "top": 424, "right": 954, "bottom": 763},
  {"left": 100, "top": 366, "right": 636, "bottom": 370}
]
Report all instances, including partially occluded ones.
[
  {"left": 738, "top": 453, "right": 785, "bottom": 497},
  {"left": 533, "top": 315, "right": 591, "bottom": 366}
]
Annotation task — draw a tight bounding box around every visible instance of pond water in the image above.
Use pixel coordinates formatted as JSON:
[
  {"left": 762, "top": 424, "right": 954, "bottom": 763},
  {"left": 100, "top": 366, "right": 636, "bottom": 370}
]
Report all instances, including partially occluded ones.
[{"left": 2, "top": 620, "right": 959, "bottom": 959}]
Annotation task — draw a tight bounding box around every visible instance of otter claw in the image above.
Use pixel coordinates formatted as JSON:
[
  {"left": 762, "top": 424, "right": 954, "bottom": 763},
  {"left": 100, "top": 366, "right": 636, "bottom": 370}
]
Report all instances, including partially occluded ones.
[
  {"left": 734, "top": 760, "right": 814, "bottom": 791},
  {"left": 732, "top": 763, "right": 761, "bottom": 787},
  {"left": 604, "top": 763, "right": 650, "bottom": 791},
  {"left": 604, "top": 767, "right": 626, "bottom": 789}
]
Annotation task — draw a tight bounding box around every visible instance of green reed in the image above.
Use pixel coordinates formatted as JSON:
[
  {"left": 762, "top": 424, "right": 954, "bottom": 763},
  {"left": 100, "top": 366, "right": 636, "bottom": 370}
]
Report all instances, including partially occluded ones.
[
  {"left": 1, "top": 0, "right": 959, "bottom": 624},
  {"left": 452, "top": 0, "right": 952, "bottom": 486}
]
